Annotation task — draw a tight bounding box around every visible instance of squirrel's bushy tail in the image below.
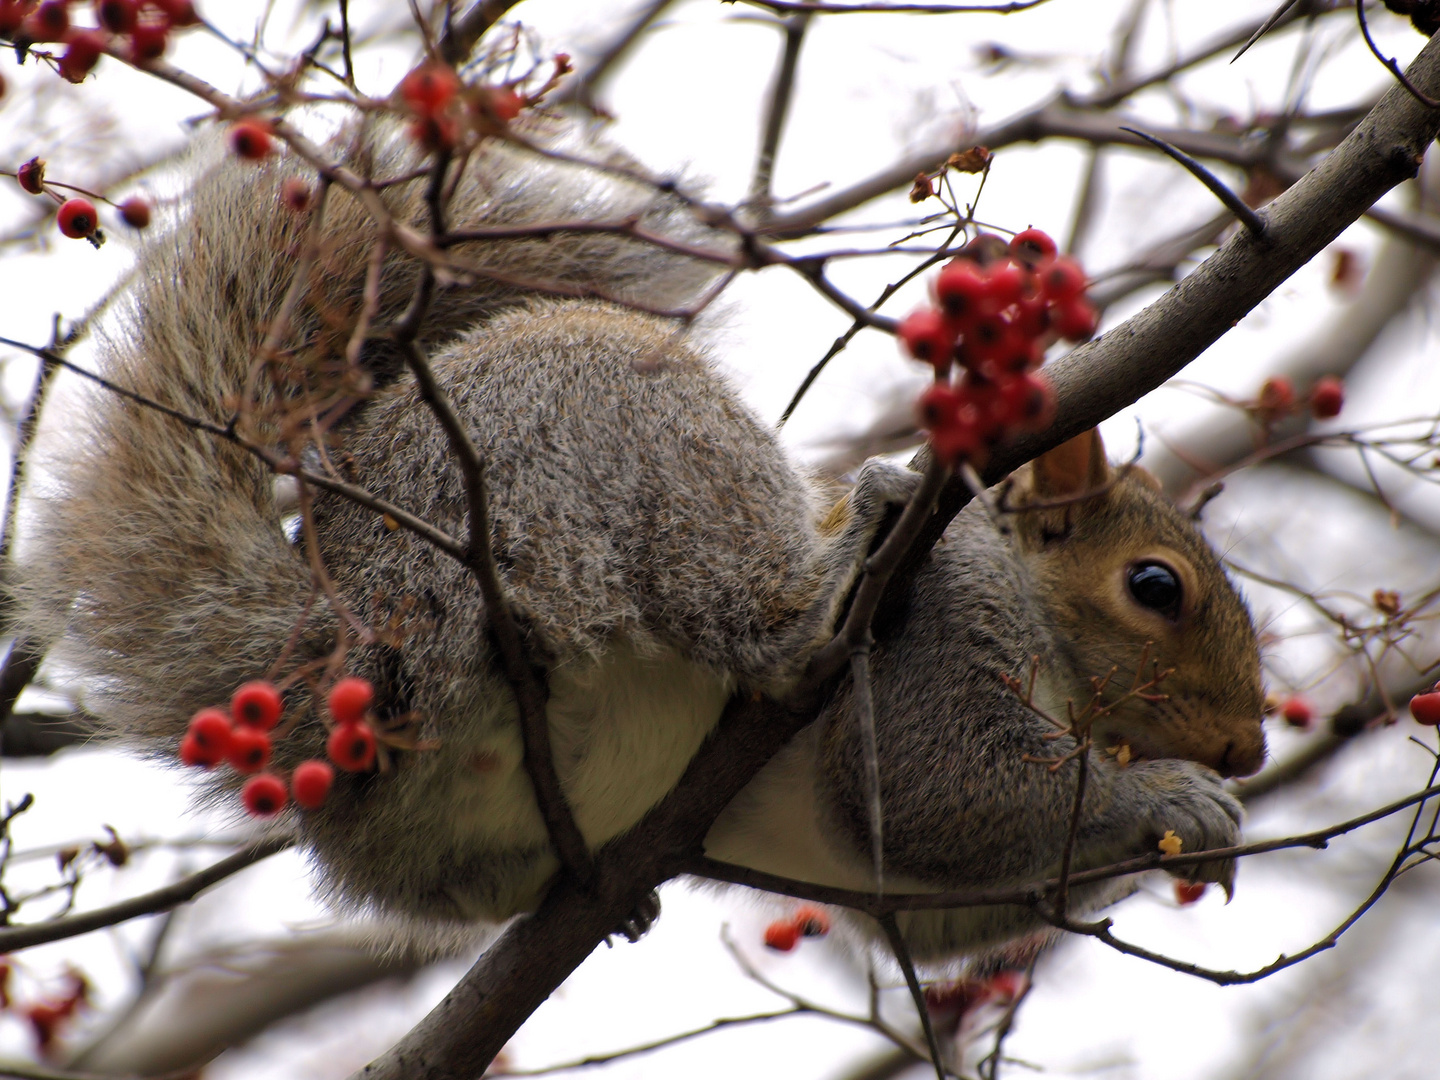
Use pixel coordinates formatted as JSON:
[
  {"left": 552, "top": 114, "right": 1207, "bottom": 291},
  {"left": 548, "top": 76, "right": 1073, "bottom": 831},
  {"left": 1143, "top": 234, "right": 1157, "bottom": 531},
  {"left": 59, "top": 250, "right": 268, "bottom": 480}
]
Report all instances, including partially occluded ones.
[{"left": 14, "top": 119, "right": 724, "bottom": 750}]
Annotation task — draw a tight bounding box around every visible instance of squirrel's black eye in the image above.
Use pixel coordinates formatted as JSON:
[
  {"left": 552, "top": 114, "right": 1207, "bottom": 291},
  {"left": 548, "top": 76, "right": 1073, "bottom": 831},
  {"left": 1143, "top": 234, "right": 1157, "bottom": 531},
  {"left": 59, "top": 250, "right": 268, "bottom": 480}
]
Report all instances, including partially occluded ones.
[{"left": 1126, "top": 561, "right": 1182, "bottom": 620}]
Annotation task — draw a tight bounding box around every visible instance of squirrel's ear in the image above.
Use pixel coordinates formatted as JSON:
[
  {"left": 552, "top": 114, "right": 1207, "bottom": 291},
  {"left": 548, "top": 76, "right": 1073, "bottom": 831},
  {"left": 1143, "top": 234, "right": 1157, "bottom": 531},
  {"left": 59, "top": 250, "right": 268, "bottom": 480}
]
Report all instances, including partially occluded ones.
[
  {"left": 1012, "top": 428, "right": 1113, "bottom": 543},
  {"left": 1029, "top": 428, "right": 1111, "bottom": 500}
]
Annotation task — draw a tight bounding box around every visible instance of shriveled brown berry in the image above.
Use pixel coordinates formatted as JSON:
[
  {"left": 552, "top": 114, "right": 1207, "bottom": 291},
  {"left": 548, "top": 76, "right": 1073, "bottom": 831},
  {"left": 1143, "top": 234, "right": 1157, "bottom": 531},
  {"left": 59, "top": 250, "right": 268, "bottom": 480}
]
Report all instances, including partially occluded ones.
[
  {"left": 118, "top": 196, "right": 151, "bottom": 228},
  {"left": 17, "top": 157, "right": 46, "bottom": 195}
]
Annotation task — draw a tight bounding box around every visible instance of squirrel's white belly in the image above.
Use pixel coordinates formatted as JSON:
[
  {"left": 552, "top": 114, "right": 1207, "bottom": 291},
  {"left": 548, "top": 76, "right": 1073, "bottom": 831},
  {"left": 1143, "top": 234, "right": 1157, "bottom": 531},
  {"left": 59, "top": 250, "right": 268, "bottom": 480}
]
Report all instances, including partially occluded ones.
[{"left": 443, "top": 640, "right": 733, "bottom": 854}]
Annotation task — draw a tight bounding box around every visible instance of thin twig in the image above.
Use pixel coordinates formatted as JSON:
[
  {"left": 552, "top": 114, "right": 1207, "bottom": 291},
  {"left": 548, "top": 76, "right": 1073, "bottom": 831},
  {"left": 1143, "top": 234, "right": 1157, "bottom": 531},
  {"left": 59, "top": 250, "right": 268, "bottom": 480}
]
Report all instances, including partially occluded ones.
[
  {"left": 682, "top": 780, "right": 1440, "bottom": 913},
  {"left": 748, "top": 11, "right": 813, "bottom": 216},
  {"left": 851, "top": 632, "right": 885, "bottom": 898},
  {"left": 0, "top": 837, "right": 293, "bottom": 953},
  {"left": 878, "top": 913, "right": 947, "bottom": 1080},
  {"left": 394, "top": 154, "right": 594, "bottom": 889},
  {"left": 0, "top": 339, "right": 470, "bottom": 561},
  {"left": 1356, "top": 0, "right": 1440, "bottom": 110},
  {"left": 1052, "top": 746, "right": 1089, "bottom": 920}
]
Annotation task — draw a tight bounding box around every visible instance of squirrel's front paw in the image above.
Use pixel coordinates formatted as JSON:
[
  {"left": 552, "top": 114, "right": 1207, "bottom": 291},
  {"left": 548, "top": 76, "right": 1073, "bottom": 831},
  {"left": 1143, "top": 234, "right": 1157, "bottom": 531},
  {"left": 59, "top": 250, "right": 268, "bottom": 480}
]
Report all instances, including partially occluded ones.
[
  {"left": 850, "top": 459, "right": 925, "bottom": 518},
  {"left": 1133, "top": 760, "right": 1243, "bottom": 897}
]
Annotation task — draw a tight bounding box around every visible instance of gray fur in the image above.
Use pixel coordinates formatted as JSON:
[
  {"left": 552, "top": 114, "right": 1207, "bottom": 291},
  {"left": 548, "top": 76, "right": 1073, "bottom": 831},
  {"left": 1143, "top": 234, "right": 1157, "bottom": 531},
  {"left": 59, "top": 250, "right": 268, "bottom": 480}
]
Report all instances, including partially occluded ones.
[{"left": 14, "top": 121, "right": 1262, "bottom": 957}]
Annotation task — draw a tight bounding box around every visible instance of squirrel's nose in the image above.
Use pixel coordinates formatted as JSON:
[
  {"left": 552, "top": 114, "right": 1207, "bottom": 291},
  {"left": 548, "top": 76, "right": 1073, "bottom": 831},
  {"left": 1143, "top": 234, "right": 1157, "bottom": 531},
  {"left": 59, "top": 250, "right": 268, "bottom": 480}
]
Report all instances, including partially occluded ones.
[{"left": 1216, "top": 728, "right": 1266, "bottom": 778}]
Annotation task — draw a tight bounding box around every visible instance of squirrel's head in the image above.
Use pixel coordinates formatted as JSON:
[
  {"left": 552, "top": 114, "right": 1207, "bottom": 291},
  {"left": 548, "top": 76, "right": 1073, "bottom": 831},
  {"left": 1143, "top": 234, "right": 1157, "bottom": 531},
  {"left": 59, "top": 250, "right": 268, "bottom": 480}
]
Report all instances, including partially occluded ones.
[{"left": 1008, "top": 429, "right": 1266, "bottom": 778}]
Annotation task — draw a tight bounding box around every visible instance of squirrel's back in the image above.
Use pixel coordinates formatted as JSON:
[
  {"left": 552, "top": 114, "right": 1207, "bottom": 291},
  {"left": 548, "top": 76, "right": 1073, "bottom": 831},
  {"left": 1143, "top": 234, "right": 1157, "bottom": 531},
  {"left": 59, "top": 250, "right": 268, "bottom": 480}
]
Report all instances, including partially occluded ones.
[{"left": 14, "top": 122, "right": 878, "bottom": 922}]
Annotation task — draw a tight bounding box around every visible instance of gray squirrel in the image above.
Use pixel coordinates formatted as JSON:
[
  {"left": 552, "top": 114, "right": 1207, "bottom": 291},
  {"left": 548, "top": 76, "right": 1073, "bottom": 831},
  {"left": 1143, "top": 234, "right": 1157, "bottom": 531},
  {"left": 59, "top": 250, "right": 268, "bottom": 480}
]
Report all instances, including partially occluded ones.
[{"left": 13, "top": 113, "right": 1265, "bottom": 959}]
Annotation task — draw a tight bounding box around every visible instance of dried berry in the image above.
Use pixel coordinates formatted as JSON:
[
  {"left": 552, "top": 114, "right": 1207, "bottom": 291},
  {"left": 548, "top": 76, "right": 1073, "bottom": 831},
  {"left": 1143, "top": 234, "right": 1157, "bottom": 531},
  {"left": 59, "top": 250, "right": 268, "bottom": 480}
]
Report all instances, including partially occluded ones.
[
  {"left": 117, "top": 196, "right": 151, "bottom": 228},
  {"left": 17, "top": 157, "right": 46, "bottom": 195}
]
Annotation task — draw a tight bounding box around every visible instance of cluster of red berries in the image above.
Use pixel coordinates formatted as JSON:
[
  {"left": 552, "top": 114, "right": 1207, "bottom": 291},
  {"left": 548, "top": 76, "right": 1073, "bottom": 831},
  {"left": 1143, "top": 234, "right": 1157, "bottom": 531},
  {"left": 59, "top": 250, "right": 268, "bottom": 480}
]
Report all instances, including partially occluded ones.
[
  {"left": 0, "top": 959, "right": 90, "bottom": 1055},
  {"left": 761, "top": 904, "right": 832, "bottom": 952},
  {"left": 9, "top": 155, "right": 149, "bottom": 244},
  {"left": 1254, "top": 374, "right": 1345, "bottom": 425},
  {"left": 179, "top": 676, "right": 378, "bottom": 818},
  {"left": 900, "top": 229, "right": 1095, "bottom": 465},
  {"left": 0, "top": 0, "right": 200, "bottom": 81},
  {"left": 395, "top": 62, "right": 526, "bottom": 154}
]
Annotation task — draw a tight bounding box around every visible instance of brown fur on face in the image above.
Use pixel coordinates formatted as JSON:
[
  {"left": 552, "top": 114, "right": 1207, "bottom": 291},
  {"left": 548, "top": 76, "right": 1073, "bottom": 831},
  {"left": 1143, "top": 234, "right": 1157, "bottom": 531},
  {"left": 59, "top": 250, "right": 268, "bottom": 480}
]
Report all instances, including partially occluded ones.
[{"left": 1009, "top": 431, "right": 1266, "bottom": 778}]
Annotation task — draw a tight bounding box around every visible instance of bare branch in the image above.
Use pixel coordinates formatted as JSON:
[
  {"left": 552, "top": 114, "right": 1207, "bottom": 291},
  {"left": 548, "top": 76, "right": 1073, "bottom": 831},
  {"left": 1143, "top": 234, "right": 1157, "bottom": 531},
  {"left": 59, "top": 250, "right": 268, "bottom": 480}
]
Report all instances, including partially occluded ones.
[{"left": 0, "top": 837, "right": 293, "bottom": 953}]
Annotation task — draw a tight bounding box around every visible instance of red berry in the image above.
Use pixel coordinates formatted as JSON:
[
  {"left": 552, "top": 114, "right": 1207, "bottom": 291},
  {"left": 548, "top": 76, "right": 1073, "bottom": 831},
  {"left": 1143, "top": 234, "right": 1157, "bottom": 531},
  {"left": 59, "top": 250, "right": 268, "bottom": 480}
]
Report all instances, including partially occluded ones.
[
  {"left": 59, "top": 29, "right": 105, "bottom": 82},
  {"left": 241, "top": 773, "right": 288, "bottom": 817},
  {"left": 925, "top": 403, "right": 984, "bottom": 465},
  {"left": 1052, "top": 297, "right": 1098, "bottom": 342},
  {"left": 897, "top": 308, "right": 957, "bottom": 373},
  {"left": 400, "top": 63, "right": 460, "bottom": 116},
  {"left": 280, "top": 177, "right": 311, "bottom": 212},
  {"left": 187, "top": 707, "right": 232, "bottom": 756},
  {"left": 229, "top": 119, "right": 273, "bottom": 161},
  {"left": 179, "top": 732, "right": 221, "bottom": 767},
  {"left": 97, "top": 0, "right": 140, "bottom": 33},
  {"left": 1257, "top": 376, "right": 1296, "bottom": 418},
  {"left": 0, "top": 2, "right": 25, "bottom": 34},
  {"left": 17, "top": 156, "right": 46, "bottom": 195},
  {"left": 151, "top": 0, "right": 198, "bottom": 26},
  {"left": 916, "top": 382, "right": 960, "bottom": 432},
  {"left": 327, "top": 676, "right": 374, "bottom": 724},
  {"left": 117, "top": 196, "right": 150, "bottom": 228},
  {"left": 128, "top": 21, "right": 168, "bottom": 61},
  {"left": 1012, "top": 294, "right": 1050, "bottom": 339},
  {"left": 979, "top": 261, "right": 1027, "bottom": 313},
  {"left": 962, "top": 311, "right": 1011, "bottom": 364},
  {"left": 482, "top": 86, "right": 524, "bottom": 122},
  {"left": 56, "top": 198, "right": 98, "bottom": 239},
  {"left": 763, "top": 919, "right": 800, "bottom": 951},
  {"left": 935, "top": 259, "right": 988, "bottom": 324},
  {"left": 793, "top": 905, "right": 830, "bottom": 937},
  {"left": 290, "top": 759, "right": 335, "bottom": 809},
  {"left": 1279, "top": 695, "right": 1313, "bottom": 729},
  {"left": 1038, "top": 257, "right": 1087, "bottom": 302},
  {"left": 1174, "top": 880, "right": 1207, "bottom": 905},
  {"left": 997, "top": 371, "right": 1055, "bottom": 433},
  {"left": 407, "top": 114, "right": 458, "bottom": 153},
  {"left": 327, "top": 721, "right": 376, "bottom": 772},
  {"left": 232, "top": 679, "right": 283, "bottom": 729},
  {"left": 227, "top": 725, "right": 272, "bottom": 774},
  {"left": 1009, "top": 227, "right": 1057, "bottom": 268},
  {"left": 1410, "top": 691, "right": 1440, "bottom": 725},
  {"left": 25, "top": 0, "right": 69, "bottom": 41},
  {"left": 1309, "top": 375, "right": 1344, "bottom": 420}
]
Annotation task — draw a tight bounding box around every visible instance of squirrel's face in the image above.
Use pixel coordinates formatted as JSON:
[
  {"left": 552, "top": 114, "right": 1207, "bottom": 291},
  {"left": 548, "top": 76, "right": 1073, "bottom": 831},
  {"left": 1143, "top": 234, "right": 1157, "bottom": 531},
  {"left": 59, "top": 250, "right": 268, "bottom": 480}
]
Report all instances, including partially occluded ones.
[{"left": 1012, "top": 434, "right": 1267, "bottom": 778}]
